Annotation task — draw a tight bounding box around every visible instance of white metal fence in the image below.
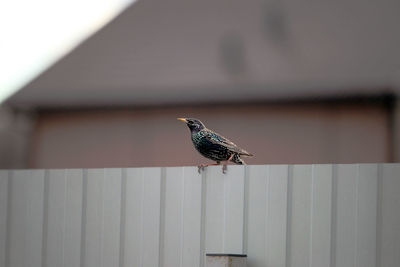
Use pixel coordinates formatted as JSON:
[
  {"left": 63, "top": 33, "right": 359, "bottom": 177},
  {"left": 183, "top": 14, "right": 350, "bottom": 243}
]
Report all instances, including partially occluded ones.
[{"left": 0, "top": 164, "right": 399, "bottom": 267}]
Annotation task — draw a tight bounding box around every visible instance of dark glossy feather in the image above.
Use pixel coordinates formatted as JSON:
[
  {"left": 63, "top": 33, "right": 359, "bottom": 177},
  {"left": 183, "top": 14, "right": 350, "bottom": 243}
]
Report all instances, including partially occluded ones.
[
  {"left": 179, "top": 118, "right": 253, "bottom": 165},
  {"left": 203, "top": 130, "right": 253, "bottom": 156}
]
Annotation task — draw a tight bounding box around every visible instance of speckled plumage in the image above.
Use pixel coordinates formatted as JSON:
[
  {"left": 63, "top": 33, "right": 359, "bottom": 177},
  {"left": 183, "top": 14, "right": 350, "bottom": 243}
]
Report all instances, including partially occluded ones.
[{"left": 178, "top": 118, "right": 253, "bottom": 166}]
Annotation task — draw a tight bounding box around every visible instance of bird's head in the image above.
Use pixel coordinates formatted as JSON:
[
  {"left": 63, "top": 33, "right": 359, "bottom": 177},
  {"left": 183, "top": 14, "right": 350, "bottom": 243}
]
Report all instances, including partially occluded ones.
[{"left": 177, "top": 118, "right": 205, "bottom": 132}]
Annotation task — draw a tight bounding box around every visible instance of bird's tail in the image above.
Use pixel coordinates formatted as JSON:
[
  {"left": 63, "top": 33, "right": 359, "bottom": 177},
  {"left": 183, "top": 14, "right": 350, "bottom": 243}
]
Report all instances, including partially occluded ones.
[{"left": 231, "top": 154, "right": 246, "bottom": 165}]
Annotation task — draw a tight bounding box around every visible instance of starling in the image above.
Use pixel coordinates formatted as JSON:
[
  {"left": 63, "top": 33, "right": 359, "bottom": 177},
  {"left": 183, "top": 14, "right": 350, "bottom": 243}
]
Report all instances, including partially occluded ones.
[{"left": 178, "top": 118, "right": 253, "bottom": 173}]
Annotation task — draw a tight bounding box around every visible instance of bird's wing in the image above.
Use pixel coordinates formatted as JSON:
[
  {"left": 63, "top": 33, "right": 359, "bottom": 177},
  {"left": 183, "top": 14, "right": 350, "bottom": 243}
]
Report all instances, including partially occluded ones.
[{"left": 203, "top": 130, "right": 253, "bottom": 156}]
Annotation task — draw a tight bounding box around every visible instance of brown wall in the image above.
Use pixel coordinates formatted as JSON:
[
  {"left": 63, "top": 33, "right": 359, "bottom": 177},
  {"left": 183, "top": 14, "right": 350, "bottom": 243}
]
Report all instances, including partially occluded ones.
[
  {"left": 29, "top": 102, "right": 390, "bottom": 169},
  {"left": 0, "top": 106, "right": 34, "bottom": 169}
]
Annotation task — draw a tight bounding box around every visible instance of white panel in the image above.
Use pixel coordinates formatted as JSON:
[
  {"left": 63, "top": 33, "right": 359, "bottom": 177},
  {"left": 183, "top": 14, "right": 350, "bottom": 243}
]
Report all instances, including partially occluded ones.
[
  {"left": 84, "top": 169, "right": 122, "bottom": 267},
  {"left": 46, "top": 170, "right": 67, "bottom": 267},
  {"left": 124, "top": 168, "right": 161, "bottom": 267},
  {"left": 0, "top": 171, "right": 8, "bottom": 267},
  {"left": 205, "top": 165, "right": 245, "bottom": 254},
  {"left": 163, "top": 167, "right": 184, "bottom": 267},
  {"left": 163, "top": 167, "right": 202, "bottom": 267},
  {"left": 310, "top": 165, "right": 332, "bottom": 267},
  {"left": 181, "top": 167, "right": 202, "bottom": 267},
  {"left": 102, "top": 169, "right": 122, "bottom": 267},
  {"left": 223, "top": 165, "right": 245, "bottom": 253},
  {"left": 7, "top": 171, "right": 26, "bottom": 267},
  {"left": 9, "top": 170, "right": 45, "bottom": 267},
  {"left": 64, "top": 169, "right": 83, "bottom": 267},
  {"left": 335, "top": 164, "right": 358, "bottom": 267},
  {"left": 124, "top": 168, "right": 144, "bottom": 267},
  {"left": 2, "top": 164, "right": 400, "bottom": 267},
  {"left": 27, "top": 171, "right": 46, "bottom": 267},
  {"left": 44, "top": 169, "right": 84, "bottom": 267},
  {"left": 141, "top": 168, "right": 162, "bottom": 267},
  {"left": 289, "top": 165, "right": 312, "bottom": 267},
  {"left": 205, "top": 166, "right": 225, "bottom": 253},
  {"left": 380, "top": 164, "right": 400, "bottom": 267},
  {"left": 246, "top": 165, "right": 268, "bottom": 267},
  {"left": 247, "top": 165, "right": 289, "bottom": 267},
  {"left": 84, "top": 169, "right": 104, "bottom": 267},
  {"left": 356, "top": 164, "right": 377, "bottom": 267},
  {"left": 267, "top": 165, "right": 288, "bottom": 267}
]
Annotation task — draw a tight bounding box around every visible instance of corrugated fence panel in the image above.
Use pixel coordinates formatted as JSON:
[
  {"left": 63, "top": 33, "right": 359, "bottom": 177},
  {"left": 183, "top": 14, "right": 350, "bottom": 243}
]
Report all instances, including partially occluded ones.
[
  {"left": 163, "top": 167, "right": 202, "bottom": 267},
  {"left": 356, "top": 164, "right": 378, "bottom": 267},
  {"left": 289, "top": 165, "right": 313, "bottom": 267},
  {"left": 243, "top": 165, "right": 288, "bottom": 267},
  {"left": 380, "top": 164, "right": 400, "bottom": 267},
  {"left": 123, "top": 168, "right": 162, "bottom": 267},
  {"left": 246, "top": 165, "right": 269, "bottom": 267},
  {"left": 335, "top": 164, "right": 358, "bottom": 267},
  {"left": 1, "top": 164, "right": 400, "bottom": 267},
  {"left": 45, "top": 169, "right": 67, "bottom": 267},
  {"left": 0, "top": 171, "right": 8, "bottom": 267},
  {"left": 310, "top": 165, "right": 333, "bottom": 267},
  {"left": 205, "top": 165, "right": 245, "bottom": 255},
  {"left": 266, "top": 165, "right": 288, "bottom": 267},
  {"left": 102, "top": 169, "right": 122, "bottom": 267},
  {"left": 39, "top": 169, "right": 84, "bottom": 267},
  {"left": 84, "top": 169, "right": 105, "bottom": 267},
  {"left": 221, "top": 165, "right": 245, "bottom": 254},
  {"left": 83, "top": 169, "right": 122, "bottom": 267},
  {"left": 123, "top": 168, "right": 144, "bottom": 267},
  {"left": 180, "top": 167, "right": 203, "bottom": 267},
  {"left": 141, "top": 168, "right": 162, "bottom": 267},
  {"left": 64, "top": 169, "right": 84, "bottom": 267},
  {"left": 8, "top": 170, "right": 45, "bottom": 267},
  {"left": 205, "top": 166, "right": 226, "bottom": 253},
  {"left": 163, "top": 167, "right": 184, "bottom": 267}
]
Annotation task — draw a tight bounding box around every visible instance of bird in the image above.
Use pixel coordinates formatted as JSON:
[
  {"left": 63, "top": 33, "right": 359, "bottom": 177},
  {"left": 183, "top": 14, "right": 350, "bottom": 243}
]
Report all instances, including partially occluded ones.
[{"left": 178, "top": 118, "right": 253, "bottom": 173}]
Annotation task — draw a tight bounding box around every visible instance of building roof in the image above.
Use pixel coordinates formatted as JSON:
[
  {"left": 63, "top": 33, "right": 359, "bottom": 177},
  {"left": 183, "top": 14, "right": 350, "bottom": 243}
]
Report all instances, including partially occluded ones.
[{"left": 7, "top": 0, "right": 400, "bottom": 108}]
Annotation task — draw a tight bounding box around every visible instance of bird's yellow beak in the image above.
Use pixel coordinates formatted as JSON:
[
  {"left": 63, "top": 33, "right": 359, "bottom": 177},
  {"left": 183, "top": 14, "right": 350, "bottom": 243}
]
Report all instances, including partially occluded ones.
[{"left": 177, "top": 118, "right": 187, "bottom": 123}]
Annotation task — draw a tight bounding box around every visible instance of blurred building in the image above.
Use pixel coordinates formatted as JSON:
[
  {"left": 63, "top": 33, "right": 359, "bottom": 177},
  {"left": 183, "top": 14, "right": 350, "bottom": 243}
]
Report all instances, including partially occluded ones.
[{"left": 1, "top": 0, "right": 400, "bottom": 168}]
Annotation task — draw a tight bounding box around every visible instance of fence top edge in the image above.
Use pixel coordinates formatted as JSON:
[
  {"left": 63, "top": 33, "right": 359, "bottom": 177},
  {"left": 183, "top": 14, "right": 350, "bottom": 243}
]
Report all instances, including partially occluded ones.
[{"left": 0, "top": 163, "right": 397, "bottom": 172}]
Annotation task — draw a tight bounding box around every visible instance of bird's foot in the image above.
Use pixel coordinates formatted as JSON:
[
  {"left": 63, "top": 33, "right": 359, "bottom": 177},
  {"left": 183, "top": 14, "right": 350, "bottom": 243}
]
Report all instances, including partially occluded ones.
[
  {"left": 198, "top": 163, "right": 221, "bottom": 173},
  {"left": 222, "top": 164, "right": 228, "bottom": 174},
  {"left": 198, "top": 164, "right": 206, "bottom": 173},
  {"left": 220, "top": 154, "right": 234, "bottom": 174}
]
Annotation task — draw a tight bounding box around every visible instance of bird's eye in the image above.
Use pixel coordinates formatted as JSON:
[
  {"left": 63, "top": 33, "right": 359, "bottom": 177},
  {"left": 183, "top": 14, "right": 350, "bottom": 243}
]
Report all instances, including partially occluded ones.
[{"left": 188, "top": 121, "right": 193, "bottom": 124}]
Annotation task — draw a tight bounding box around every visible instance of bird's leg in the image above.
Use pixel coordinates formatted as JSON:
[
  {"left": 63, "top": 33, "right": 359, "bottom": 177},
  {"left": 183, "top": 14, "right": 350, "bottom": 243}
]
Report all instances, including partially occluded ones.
[
  {"left": 198, "top": 164, "right": 206, "bottom": 173},
  {"left": 198, "top": 162, "right": 220, "bottom": 173},
  {"left": 197, "top": 166, "right": 202, "bottom": 173},
  {"left": 222, "top": 154, "right": 235, "bottom": 174},
  {"left": 222, "top": 164, "right": 227, "bottom": 174}
]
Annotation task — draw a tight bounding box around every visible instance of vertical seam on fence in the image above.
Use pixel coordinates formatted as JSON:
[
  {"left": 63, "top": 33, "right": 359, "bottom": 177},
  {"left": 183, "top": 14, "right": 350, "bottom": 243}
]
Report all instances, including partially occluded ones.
[
  {"left": 100, "top": 170, "right": 105, "bottom": 267},
  {"left": 284, "top": 165, "right": 289, "bottom": 267},
  {"left": 80, "top": 169, "right": 88, "bottom": 267},
  {"left": 5, "top": 171, "right": 12, "bottom": 267},
  {"left": 376, "top": 164, "right": 383, "bottom": 267},
  {"left": 354, "top": 165, "right": 360, "bottom": 267},
  {"left": 158, "top": 168, "right": 166, "bottom": 267},
  {"left": 330, "top": 165, "right": 338, "bottom": 267},
  {"left": 139, "top": 169, "right": 145, "bottom": 267},
  {"left": 265, "top": 166, "right": 270, "bottom": 264},
  {"left": 309, "top": 165, "right": 315, "bottom": 267},
  {"left": 62, "top": 170, "right": 67, "bottom": 267},
  {"left": 119, "top": 169, "right": 127, "bottom": 267},
  {"left": 242, "top": 166, "right": 249, "bottom": 254},
  {"left": 286, "top": 165, "right": 293, "bottom": 267},
  {"left": 41, "top": 170, "right": 50, "bottom": 267},
  {"left": 223, "top": 173, "right": 228, "bottom": 252},
  {"left": 199, "top": 170, "right": 207, "bottom": 267},
  {"left": 179, "top": 168, "right": 185, "bottom": 267}
]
